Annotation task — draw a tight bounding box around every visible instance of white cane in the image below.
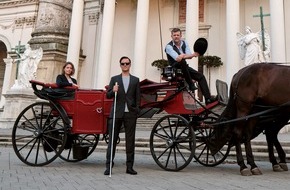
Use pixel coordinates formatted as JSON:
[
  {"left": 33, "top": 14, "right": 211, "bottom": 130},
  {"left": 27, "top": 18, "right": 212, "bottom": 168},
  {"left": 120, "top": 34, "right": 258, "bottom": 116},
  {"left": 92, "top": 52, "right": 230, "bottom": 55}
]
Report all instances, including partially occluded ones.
[{"left": 109, "top": 82, "right": 118, "bottom": 177}]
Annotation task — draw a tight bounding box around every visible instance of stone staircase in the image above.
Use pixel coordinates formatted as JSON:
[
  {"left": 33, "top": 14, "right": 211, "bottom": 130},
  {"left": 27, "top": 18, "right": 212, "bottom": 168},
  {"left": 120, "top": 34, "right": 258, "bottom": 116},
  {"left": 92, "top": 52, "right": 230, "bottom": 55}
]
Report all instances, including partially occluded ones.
[
  {"left": 96, "top": 137, "right": 290, "bottom": 162},
  {"left": 2, "top": 112, "right": 290, "bottom": 163}
]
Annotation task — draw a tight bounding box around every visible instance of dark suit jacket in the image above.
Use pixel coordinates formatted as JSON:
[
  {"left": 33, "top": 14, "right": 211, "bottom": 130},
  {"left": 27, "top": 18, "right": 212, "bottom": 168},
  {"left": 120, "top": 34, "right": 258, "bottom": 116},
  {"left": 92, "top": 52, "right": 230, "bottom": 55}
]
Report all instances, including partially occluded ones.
[
  {"left": 56, "top": 74, "right": 77, "bottom": 88},
  {"left": 106, "top": 74, "right": 140, "bottom": 118}
]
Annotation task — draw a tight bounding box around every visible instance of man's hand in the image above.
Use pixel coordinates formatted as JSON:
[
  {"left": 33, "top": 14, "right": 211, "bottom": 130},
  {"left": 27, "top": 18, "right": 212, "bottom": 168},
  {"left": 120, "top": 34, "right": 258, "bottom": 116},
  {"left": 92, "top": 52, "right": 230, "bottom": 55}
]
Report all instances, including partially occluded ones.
[
  {"left": 113, "top": 83, "right": 119, "bottom": 92},
  {"left": 72, "top": 83, "right": 79, "bottom": 88},
  {"left": 176, "top": 54, "right": 185, "bottom": 62},
  {"left": 192, "top": 52, "right": 200, "bottom": 57},
  {"left": 176, "top": 52, "right": 200, "bottom": 62}
]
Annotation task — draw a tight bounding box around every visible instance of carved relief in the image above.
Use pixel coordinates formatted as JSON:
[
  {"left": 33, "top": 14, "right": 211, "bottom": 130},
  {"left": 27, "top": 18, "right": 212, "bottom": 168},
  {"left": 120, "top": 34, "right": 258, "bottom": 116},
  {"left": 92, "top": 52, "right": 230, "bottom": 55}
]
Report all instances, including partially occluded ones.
[
  {"left": 37, "top": 4, "right": 69, "bottom": 28},
  {"left": 0, "top": 16, "right": 36, "bottom": 30},
  {"left": 29, "top": 0, "right": 72, "bottom": 44},
  {"left": 0, "top": 0, "right": 37, "bottom": 8},
  {"left": 15, "top": 16, "right": 36, "bottom": 28},
  {"left": 39, "top": 13, "right": 54, "bottom": 26},
  {"left": 35, "top": 1, "right": 71, "bottom": 33},
  {"left": 88, "top": 13, "right": 99, "bottom": 25},
  {"left": 39, "top": 0, "right": 72, "bottom": 9}
]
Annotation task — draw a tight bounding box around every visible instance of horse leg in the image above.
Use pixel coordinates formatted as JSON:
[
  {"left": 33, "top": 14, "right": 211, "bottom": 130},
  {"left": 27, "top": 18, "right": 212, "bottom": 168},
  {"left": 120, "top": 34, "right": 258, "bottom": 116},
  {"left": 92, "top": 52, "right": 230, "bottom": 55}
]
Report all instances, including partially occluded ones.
[
  {"left": 244, "top": 140, "right": 262, "bottom": 175},
  {"left": 275, "top": 141, "right": 288, "bottom": 171},
  {"left": 235, "top": 143, "right": 251, "bottom": 176},
  {"left": 265, "top": 127, "right": 288, "bottom": 171},
  {"left": 265, "top": 129, "right": 282, "bottom": 171}
]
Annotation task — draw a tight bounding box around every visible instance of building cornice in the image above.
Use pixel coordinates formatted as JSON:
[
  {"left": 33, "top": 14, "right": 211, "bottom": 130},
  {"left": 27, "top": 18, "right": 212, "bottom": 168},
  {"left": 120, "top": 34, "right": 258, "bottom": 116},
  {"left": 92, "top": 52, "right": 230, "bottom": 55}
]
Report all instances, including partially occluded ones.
[{"left": 0, "top": 0, "right": 37, "bottom": 9}]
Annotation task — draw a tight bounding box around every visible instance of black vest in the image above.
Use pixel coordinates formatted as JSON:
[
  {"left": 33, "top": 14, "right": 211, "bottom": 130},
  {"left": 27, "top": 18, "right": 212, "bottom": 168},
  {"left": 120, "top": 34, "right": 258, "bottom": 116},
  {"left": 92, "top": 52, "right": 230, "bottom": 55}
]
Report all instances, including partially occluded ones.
[{"left": 165, "top": 41, "right": 186, "bottom": 67}]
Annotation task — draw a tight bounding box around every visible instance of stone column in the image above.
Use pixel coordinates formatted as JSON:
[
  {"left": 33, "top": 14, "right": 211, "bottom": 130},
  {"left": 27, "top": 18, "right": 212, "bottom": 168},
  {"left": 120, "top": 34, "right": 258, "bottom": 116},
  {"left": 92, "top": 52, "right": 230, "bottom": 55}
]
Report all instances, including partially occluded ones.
[
  {"left": 186, "top": 0, "right": 199, "bottom": 71},
  {"left": 226, "top": 0, "right": 240, "bottom": 85},
  {"left": 66, "top": 0, "right": 85, "bottom": 78},
  {"left": 133, "top": 0, "right": 150, "bottom": 80},
  {"left": 96, "top": 1, "right": 116, "bottom": 89},
  {"left": 0, "top": 58, "right": 13, "bottom": 108},
  {"left": 29, "top": 0, "right": 72, "bottom": 48},
  {"left": 269, "top": 0, "right": 286, "bottom": 62},
  {"left": 270, "top": 1, "right": 288, "bottom": 133}
]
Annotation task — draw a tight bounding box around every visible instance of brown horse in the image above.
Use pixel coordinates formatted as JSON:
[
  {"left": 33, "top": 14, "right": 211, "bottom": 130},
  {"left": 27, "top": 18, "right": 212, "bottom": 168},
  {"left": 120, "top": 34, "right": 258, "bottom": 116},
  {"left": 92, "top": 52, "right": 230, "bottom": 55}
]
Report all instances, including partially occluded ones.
[{"left": 208, "top": 63, "right": 290, "bottom": 176}]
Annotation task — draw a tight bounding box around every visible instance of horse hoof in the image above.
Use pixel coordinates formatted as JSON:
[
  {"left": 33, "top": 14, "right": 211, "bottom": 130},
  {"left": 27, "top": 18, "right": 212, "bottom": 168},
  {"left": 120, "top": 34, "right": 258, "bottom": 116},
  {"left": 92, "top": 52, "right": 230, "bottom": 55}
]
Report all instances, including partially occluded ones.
[
  {"left": 241, "top": 168, "right": 252, "bottom": 176},
  {"left": 251, "top": 167, "right": 262, "bottom": 175},
  {"left": 279, "top": 163, "right": 288, "bottom": 171},
  {"left": 273, "top": 164, "right": 284, "bottom": 172}
]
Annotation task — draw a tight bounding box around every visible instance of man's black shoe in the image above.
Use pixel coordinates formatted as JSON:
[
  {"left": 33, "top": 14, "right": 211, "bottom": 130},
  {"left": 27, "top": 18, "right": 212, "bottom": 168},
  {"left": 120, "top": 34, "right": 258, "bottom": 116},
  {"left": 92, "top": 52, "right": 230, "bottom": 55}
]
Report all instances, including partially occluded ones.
[
  {"left": 126, "top": 168, "right": 137, "bottom": 175},
  {"left": 189, "top": 84, "right": 198, "bottom": 92},
  {"left": 104, "top": 168, "right": 110, "bottom": 175},
  {"left": 206, "top": 96, "right": 218, "bottom": 105}
]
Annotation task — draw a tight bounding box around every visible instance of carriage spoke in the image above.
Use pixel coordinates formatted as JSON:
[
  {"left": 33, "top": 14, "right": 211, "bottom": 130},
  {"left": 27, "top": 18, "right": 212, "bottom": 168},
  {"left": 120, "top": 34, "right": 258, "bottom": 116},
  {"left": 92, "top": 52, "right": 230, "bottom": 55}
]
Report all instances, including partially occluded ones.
[
  {"left": 176, "top": 145, "right": 187, "bottom": 162},
  {"left": 156, "top": 147, "right": 171, "bottom": 160},
  {"left": 34, "top": 139, "right": 41, "bottom": 164},
  {"left": 16, "top": 136, "right": 37, "bottom": 152},
  {"left": 158, "top": 124, "right": 171, "bottom": 138},
  {"left": 31, "top": 106, "right": 40, "bottom": 128},
  {"left": 173, "top": 147, "right": 178, "bottom": 169},
  {"left": 24, "top": 138, "right": 38, "bottom": 162},
  {"left": 177, "top": 143, "right": 192, "bottom": 152},
  {"left": 164, "top": 147, "right": 173, "bottom": 168},
  {"left": 153, "top": 131, "right": 170, "bottom": 141}
]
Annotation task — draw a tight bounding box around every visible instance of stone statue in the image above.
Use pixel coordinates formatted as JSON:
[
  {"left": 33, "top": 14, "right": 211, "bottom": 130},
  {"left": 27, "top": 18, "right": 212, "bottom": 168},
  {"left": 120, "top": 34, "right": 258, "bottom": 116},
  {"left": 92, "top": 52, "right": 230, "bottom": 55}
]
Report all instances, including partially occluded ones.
[
  {"left": 13, "top": 44, "right": 43, "bottom": 89},
  {"left": 237, "top": 26, "right": 270, "bottom": 66}
]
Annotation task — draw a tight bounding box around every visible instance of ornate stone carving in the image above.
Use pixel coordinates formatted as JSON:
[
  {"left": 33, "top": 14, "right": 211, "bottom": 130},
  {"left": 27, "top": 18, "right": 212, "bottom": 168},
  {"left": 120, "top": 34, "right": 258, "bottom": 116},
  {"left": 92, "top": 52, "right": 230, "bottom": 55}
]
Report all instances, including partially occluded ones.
[
  {"left": 15, "top": 16, "right": 36, "bottom": 28},
  {"left": 36, "top": 2, "right": 71, "bottom": 31},
  {"left": 30, "top": 0, "right": 72, "bottom": 45},
  {"left": 88, "top": 13, "right": 99, "bottom": 25},
  {"left": 0, "top": 0, "right": 37, "bottom": 8},
  {"left": 0, "top": 16, "right": 36, "bottom": 30}
]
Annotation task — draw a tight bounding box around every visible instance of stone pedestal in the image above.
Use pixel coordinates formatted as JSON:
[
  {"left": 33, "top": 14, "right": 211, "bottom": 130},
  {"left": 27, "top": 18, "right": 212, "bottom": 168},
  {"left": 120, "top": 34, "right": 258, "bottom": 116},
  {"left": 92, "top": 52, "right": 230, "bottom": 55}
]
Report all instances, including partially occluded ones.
[{"left": 0, "top": 88, "right": 37, "bottom": 129}]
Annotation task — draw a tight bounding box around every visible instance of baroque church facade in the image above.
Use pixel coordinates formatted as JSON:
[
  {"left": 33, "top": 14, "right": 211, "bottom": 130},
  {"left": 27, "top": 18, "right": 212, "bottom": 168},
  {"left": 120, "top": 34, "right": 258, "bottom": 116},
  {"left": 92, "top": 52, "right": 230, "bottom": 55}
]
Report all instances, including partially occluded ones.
[{"left": 0, "top": 0, "right": 289, "bottom": 128}]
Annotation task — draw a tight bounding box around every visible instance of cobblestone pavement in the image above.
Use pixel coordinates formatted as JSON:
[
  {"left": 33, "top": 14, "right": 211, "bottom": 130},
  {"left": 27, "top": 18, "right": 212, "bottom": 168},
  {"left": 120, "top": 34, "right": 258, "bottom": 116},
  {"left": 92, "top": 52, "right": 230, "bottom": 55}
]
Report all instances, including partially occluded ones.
[{"left": 0, "top": 146, "right": 290, "bottom": 190}]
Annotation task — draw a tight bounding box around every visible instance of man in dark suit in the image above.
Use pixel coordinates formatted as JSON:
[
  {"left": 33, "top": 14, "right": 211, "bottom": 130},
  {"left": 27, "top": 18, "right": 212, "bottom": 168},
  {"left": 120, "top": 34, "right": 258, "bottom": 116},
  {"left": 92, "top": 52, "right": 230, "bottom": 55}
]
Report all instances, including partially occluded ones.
[{"left": 104, "top": 56, "right": 140, "bottom": 175}]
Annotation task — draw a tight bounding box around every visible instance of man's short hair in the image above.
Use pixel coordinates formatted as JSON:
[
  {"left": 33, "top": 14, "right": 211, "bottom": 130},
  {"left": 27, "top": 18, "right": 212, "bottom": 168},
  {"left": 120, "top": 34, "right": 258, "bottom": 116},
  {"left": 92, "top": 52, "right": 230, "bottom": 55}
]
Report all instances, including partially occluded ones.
[
  {"left": 171, "top": 28, "right": 181, "bottom": 34},
  {"left": 119, "top": 56, "right": 131, "bottom": 64}
]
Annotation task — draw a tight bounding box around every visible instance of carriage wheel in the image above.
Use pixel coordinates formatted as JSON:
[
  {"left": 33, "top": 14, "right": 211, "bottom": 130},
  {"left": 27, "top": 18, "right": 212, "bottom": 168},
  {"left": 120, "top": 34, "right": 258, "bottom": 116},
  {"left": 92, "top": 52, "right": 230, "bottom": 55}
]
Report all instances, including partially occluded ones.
[
  {"left": 194, "top": 127, "right": 231, "bottom": 167},
  {"left": 59, "top": 134, "right": 99, "bottom": 162},
  {"left": 12, "top": 102, "right": 67, "bottom": 166},
  {"left": 150, "top": 114, "right": 196, "bottom": 171}
]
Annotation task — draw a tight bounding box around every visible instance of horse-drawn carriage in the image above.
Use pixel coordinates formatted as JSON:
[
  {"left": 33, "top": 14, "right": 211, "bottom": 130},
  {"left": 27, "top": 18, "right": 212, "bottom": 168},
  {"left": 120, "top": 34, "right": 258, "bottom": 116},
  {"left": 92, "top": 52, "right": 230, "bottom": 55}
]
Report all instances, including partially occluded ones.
[
  {"left": 12, "top": 62, "right": 290, "bottom": 175},
  {"left": 11, "top": 64, "right": 231, "bottom": 169}
]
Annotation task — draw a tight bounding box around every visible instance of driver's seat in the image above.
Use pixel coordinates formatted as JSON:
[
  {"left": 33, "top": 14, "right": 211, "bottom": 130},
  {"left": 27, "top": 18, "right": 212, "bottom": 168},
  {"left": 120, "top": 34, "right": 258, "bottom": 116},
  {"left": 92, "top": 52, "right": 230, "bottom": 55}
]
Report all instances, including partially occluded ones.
[{"left": 161, "top": 66, "right": 183, "bottom": 82}]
